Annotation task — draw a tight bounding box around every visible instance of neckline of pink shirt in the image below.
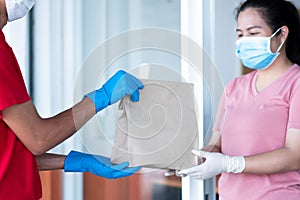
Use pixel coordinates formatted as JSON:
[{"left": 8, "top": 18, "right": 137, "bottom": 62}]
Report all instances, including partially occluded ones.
[{"left": 251, "top": 64, "right": 298, "bottom": 96}]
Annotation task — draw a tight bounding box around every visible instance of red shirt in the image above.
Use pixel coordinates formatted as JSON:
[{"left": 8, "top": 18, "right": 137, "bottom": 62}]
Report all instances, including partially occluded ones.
[{"left": 0, "top": 30, "right": 42, "bottom": 199}]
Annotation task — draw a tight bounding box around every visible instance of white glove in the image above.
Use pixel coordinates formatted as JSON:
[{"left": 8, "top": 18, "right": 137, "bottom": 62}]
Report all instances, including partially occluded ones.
[
  {"left": 164, "top": 170, "right": 185, "bottom": 177},
  {"left": 177, "top": 150, "right": 245, "bottom": 180}
]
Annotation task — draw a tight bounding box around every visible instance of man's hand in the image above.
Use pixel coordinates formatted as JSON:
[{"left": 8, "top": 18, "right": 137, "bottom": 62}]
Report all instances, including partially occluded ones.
[
  {"left": 64, "top": 151, "right": 141, "bottom": 179},
  {"left": 84, "top": 70, "right": 144, "bottom": 113}
]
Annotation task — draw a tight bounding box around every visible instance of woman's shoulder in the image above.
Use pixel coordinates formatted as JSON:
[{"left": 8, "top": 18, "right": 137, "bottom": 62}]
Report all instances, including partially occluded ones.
[
  {"left": 286, "top": 64, "right": 300, "bottom": 88},
  {"left": 289, "top": 64, "right": 300, "bottom": 76}
]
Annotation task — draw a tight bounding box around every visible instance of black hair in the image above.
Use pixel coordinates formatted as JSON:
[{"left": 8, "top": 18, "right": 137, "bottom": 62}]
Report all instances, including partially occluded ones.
[{"left": 235, "top": 0, "right": 300, "bottom": 65}]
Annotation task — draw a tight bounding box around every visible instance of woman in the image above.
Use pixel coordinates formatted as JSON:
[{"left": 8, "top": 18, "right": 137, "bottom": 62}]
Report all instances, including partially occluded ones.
[
  {"left": 179, "top": 0, "right": 300, "bottom": 199},
  {"left": 0, "top": 0, "right": 143, "bottom": 199}
]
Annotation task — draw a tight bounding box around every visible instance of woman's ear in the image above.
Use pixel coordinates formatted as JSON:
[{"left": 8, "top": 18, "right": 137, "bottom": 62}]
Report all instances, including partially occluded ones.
[{"left": 279, "top": 26, "right": 289, "bottom": 43}]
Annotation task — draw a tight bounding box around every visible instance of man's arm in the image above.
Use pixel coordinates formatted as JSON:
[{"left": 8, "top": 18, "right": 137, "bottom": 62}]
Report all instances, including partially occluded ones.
[
  {"left": 36, "top": 153, "right": 66, "bottom": 170},
  {"left": 2, "top": 70, "right": 144, "bottom": 156},
  {"left": 36, "top": 152, "right": 142, "bottom": 179},
  {"left": 2, "top": 98, "right": 95, "bottom": 155}
]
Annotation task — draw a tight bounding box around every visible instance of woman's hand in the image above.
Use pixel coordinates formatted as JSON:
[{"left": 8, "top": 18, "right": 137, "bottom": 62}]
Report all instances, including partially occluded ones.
[{"left": 178, "top": 150, "right": 245, "bottom": 180}]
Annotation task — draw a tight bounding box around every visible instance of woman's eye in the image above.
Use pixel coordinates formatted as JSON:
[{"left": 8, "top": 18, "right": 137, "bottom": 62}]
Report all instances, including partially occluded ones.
[{"left": 250, "top": 32, "right": 259, "bottom": 36}]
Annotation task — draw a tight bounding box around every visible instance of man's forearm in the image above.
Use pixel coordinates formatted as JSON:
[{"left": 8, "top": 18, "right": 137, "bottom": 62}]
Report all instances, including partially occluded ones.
[
  {"left": 2, "top": 97, "right": 96, "bottom": 156},
  {"left": 36, "top": 153, "right": 66, "bottom": 171}
]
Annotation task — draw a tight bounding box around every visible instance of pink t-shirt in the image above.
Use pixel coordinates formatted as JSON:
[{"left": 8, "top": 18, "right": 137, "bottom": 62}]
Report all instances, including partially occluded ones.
[{"left": 216, "top": 65, "right": 300, "bottom": 200}]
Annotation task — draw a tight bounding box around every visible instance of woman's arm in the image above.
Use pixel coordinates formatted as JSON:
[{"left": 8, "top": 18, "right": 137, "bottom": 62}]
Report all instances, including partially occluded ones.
[
  {"left": 201, "top": 92, "right": 225, "bottom": 153},
  {"left": 179, "top": 128, "right": 300, "bottom": 179},
  {"left": 202, "top": 131, "right": 222, "bottom": 152},
  {"left": 244, "top": 128, "right": 300, "bottom": 174},
  {"left": 36, "top": 153, "right": 66, "bottom": 171}
]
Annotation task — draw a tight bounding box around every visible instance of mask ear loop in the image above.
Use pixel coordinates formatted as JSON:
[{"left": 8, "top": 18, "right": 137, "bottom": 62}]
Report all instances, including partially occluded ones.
[
  {"left": 270, "top": 27, "right": 282, "bottom": 38},
  {"left": 276, "top": 39, "right": 286, "bottom": 53},
  {"left": 270, "top": 27, "right": 286, "bottom": 53}
]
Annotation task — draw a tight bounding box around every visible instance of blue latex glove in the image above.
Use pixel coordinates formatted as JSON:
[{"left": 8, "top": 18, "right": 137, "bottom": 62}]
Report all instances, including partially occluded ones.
[
  {"left": 85, "top": 70, "right": 144, "bottom": 113},
  {"left": 64, "top": 151, "right": 141, "bottom": 179}
]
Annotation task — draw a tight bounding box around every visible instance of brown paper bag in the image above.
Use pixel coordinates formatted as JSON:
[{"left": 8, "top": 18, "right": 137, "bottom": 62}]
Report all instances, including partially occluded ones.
[{"left": 110, "top": 79, "right": 199, "bottom": 170}]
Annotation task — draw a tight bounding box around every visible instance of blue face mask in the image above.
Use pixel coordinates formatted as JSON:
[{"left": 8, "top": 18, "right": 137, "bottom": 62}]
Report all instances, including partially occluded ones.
[{"left": 235, "top": 28, "right": 285, "bottom": 70}]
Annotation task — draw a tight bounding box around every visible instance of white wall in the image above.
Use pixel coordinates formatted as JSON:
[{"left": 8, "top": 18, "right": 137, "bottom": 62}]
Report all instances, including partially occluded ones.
[{"left": 291, "top": 0, "right": 300, "bottom": 8}]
